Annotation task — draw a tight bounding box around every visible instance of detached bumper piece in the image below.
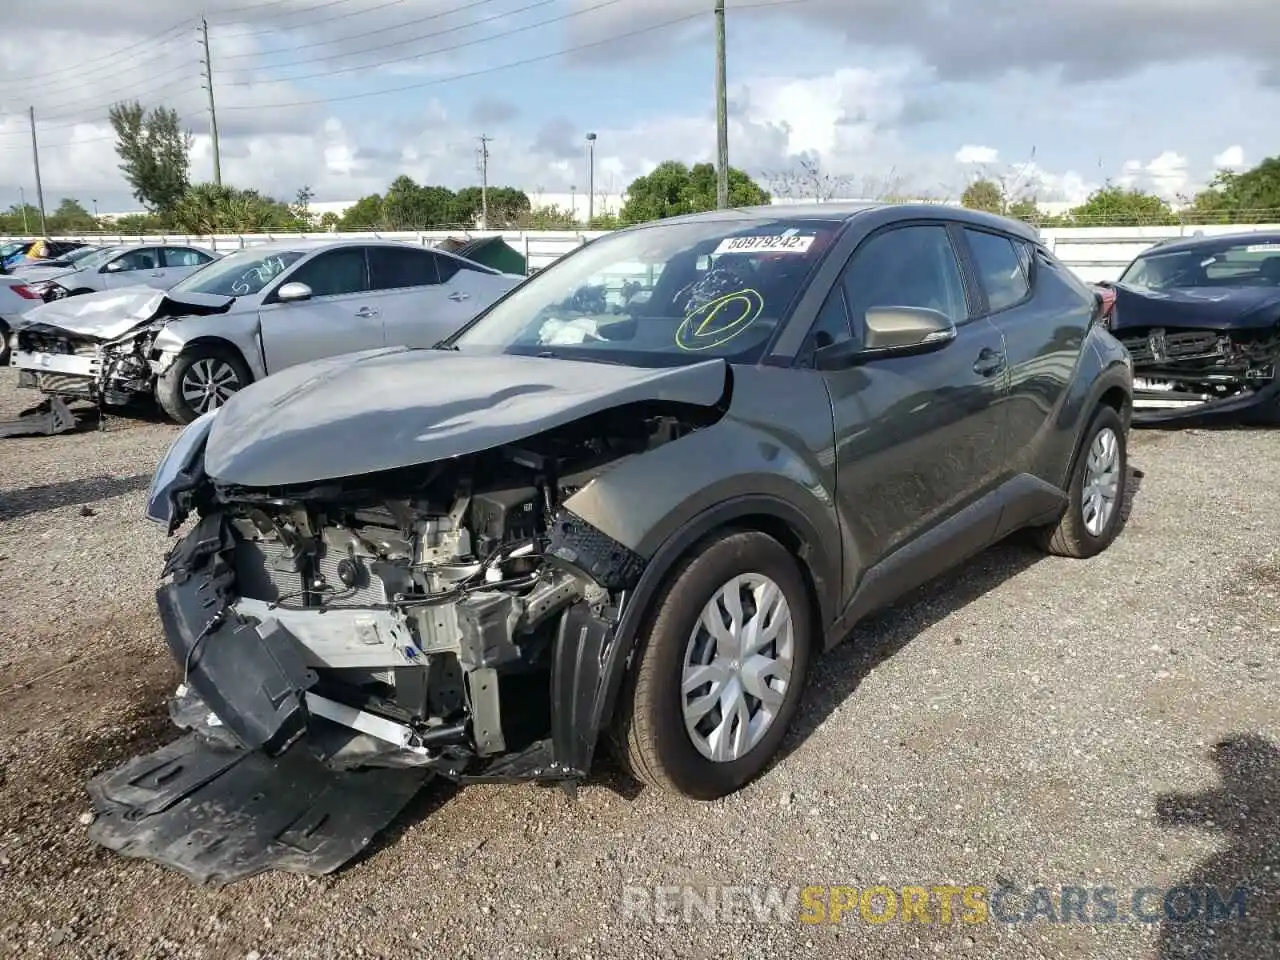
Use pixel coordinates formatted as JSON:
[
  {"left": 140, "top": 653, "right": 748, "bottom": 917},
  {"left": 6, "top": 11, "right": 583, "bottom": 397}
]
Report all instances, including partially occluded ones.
[
  {"left": 0, "top": 395, "right": 77, "bottom": 438},
  {"left": 86, "top": 734, "right": 431, "bottom": 885}
]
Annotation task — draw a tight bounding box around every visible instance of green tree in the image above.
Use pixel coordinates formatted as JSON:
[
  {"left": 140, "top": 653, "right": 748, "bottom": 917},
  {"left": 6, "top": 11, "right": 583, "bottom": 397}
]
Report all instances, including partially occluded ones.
[
  {"left": 170, "top": 183, "right": 296, "bottom": 234},
  {"left": 108, "top": 101, "right": 192, "bottom": 216},
  {"left": 450, "top": 186, "right": 532, "bottom": 227},
  {"left": 110, "top": 212, "right": 165, "bottom": 234},
  {"left": 1187, "top": 158, "right": 1280, "bottom": 223},
  {"left": 1005, "top": 197, "right": 1043, "bottom": 222},
  {"left": 961, "top": 178, "right": 1005, "bottom": 214},
  {"left": 1064, "top": 184, "right": 1176, "bottom": 225},
  {"left": 619, "top": 161, "right": 770, "bottom": 225},
  {"left": 47, "top": 198, "right": 99, "bottom": 233},
  {"left": 319, "top": 211, "right": 340, "bottom": 231},
  {"left": 338, "top": 194, "right": 384, "bottom": 230},
  {"left": 0, "top": 203, "right": 44, "bottom": 234},
  {"left": 290, "top": 186, "right": 316, "bottom": 230},
  {"left": 381, "top": 176, "right": 456, "bottom": 229}
]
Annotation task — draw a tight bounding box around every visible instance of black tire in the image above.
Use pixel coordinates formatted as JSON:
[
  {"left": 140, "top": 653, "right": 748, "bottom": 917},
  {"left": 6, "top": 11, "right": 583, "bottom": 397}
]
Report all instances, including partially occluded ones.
[
  {"left": 156, "top": 343, "right": 252, "bottom": 425},
  {"left": 0, "top": 319, "right": 9, "bottom": 367},
  {"left": 1034, "top": 404, "right": 1128, "bottom": 558},
  {"left": 611, "top": 529, "right": 813, "bottom": 800}
]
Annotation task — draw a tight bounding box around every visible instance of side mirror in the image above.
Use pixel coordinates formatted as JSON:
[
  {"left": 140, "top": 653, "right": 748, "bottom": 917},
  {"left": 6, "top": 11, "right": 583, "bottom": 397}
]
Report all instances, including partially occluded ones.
[
  {"left": 812, "top": 306, "right": 956, "bottom": 370},
  {"left": 276, "top": 281, "right": 312, "bottom": 302},
  {"left": 102, "top": 260, "right": 126, "bottom": 273}
]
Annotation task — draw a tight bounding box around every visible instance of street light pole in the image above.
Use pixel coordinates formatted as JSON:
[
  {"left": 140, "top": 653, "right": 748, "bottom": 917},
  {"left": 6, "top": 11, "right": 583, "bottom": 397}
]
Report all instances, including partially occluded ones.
[
  {"left": 585, "top": 133, "right": 597, "bottom": 226},
  {"left": 714, "top": 0, "right": 729, "bottom": 209}
]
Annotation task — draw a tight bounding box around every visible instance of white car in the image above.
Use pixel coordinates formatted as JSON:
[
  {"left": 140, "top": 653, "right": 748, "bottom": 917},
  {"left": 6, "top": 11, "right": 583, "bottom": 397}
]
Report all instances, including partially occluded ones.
[
  {"left": 10, "top": 238, "right": 525, "bottom": 423},
  {"left": 0, "top": 275, "right": 47, "bottom": 365},
  {"left": 22, "top": 244, "right": 219, "bottom": 301}
]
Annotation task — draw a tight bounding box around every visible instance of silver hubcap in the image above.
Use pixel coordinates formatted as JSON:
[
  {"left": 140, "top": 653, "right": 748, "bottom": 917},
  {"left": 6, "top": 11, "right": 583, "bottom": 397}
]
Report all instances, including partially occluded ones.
[
  {"left": 1082, "top": 426, "right": 1121, "bottom": 536},
  {"left": 681, "top": 573, "right": 795, "bottom": 763},
  {"left": 181, "top": 358, "right": 241, "bottom": 414}
]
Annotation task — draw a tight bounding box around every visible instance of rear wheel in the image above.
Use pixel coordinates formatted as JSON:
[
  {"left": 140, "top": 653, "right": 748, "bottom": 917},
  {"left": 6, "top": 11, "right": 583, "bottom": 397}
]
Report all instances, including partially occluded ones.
[
  {"left": 1034, "top": 404, "right": 1128, "bottom": 558},
  {"left": 612, "top": 530, "right": 813, "bottom": 800},
  {"left": 156, "top": 344, "right": 252, "bottom": 424},
  {"left": 0, "top": 319, "right": 9, "bottom": 366}
]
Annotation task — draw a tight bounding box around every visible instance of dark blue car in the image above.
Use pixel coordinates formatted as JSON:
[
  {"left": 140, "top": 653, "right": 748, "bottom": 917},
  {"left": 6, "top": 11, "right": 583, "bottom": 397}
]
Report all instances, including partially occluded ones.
[{"left": 1099, "top": 231, "right": 1280, "bottom": 424}]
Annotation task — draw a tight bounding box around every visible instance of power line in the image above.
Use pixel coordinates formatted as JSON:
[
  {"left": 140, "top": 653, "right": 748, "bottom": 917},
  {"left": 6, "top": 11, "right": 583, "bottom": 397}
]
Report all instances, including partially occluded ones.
[
  {"left": 217, "top": 0, "right": 468, "bottom": 43},
  {"left": 221, "top": 0, "right": 564, "bottom": 78},
  {"left": 221, "top": 0, "right": 802, "bottom": 111},
  {"left": 0, "top": 18, "right": 195, "bottom": 88},
  {"left": 223, "top": 0, "right": 622, "bottom": 87}
]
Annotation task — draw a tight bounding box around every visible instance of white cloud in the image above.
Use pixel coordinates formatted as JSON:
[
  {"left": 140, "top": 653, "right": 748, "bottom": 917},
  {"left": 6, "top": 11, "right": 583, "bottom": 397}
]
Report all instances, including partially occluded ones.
[
  {"left": 1213, "top": 144, "right": 1245, "bottom": 169},
  {"left": 955, "top": 145, "right": 999, "bottom": 164}
]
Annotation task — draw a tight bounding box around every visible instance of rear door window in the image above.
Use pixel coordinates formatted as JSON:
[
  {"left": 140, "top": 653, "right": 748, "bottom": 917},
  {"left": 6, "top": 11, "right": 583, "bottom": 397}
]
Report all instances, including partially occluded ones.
[{"left": 963, "top": 228, "right": 1031, "bottom": 313}]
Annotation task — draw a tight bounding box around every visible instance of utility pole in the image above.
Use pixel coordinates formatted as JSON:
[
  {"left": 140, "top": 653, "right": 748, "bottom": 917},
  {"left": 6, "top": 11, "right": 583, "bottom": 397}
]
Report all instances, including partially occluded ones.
[
  {"left": 28, "top": 107, "right": 47, "bottom": 236},
  {"left": 19, "top": 187, "right": 28, "bottom": 233},
  {"left": 714, "top": 0, "right": 729, "bottom": 209},
  {"left": 585, "top": 133, "right": 597, "bottom": 226},
  {"left": 477, "top": 134, "right": 492, "bottom": 229},
  {"left": 199, "top": 17, "right": 222, "bottom": 186}
]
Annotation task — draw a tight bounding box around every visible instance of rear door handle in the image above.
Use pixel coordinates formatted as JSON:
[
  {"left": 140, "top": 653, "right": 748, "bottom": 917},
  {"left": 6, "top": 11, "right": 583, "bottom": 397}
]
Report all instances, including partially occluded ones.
[
  {"left": 354, "top": 306, "right": 379, "bottom": 319},
  {"left": 973, "top": 348, "right": 1006, "bottom": 377},
  {"left": 447, "top": 290, "right": 470, "bottom": 302}
]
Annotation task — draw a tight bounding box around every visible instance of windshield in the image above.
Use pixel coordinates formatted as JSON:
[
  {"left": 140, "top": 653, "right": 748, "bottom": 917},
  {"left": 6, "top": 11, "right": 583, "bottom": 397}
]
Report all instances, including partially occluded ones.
[
  {"left": 62, "top": 245, "right": 104, "bottom": 264},
  {"left": 169, "top": 246, "right": 307, "bottom": 297},
  {"left": 71, "top": 247, "right": 124, "bottom": 270},
  {"left": 1119, "top": 239, "right": 1280, "bottom": 290},
  {"left": 450, "top": 217, "right": 842, "bottom": 366}
]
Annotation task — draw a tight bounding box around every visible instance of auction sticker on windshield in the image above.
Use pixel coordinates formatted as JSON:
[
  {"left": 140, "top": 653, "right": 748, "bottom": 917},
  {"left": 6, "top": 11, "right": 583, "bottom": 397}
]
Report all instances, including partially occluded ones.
[{"left": 714, "top": 234, "right": 815, "bottom": 255}]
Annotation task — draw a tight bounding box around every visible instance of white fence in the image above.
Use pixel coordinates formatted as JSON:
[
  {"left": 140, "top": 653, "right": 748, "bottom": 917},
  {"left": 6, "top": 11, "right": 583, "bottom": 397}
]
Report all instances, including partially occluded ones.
[{"left": 7, "top": 223, "right": 1280, "bottom": 282}]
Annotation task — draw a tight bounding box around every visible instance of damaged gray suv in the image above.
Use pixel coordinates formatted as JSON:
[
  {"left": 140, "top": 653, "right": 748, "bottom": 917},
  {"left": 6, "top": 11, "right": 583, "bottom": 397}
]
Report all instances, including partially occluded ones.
[{"left": 92, "top": 203, "right": 1133, "bottom": 883}]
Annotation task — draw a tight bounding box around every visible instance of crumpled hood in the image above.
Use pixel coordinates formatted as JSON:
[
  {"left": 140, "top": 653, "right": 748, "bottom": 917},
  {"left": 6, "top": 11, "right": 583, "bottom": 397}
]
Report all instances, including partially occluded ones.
[
  {"left": 204, "top": 348, "right": 729, "bottom": 487},
  {"left": 16, "top": 287, "right": 236, "bottom": 341},
  {"left": 1111, "top": 283, "right": 1280, "bottom": 331}
]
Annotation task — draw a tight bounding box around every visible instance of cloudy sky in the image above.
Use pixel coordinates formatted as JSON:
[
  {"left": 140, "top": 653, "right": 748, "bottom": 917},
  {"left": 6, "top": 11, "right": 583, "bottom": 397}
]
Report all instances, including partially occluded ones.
[{"left": 0, "top": 0, "right": 1277, "bottom": 214}]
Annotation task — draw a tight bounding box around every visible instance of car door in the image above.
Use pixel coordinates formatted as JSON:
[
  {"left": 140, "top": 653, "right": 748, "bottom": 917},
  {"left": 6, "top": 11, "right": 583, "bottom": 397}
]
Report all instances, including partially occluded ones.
[
  {"left": 160, "top": 246, "right": 216, "bottom": 286},
  {"left": 805, "top": 221, "right": 1009, "bottom": 587},
  {"left": 100, "top": 246, "right": 165, "bottom": 290},
  {"left": 365, "top": 245, "right": 466, "bottom": 348},
  {"left": 256, "top": 246, "right": 384, "bottom": 371},
  {"left": 956, "top": 227, "right": 1094, "bottom": 473}
]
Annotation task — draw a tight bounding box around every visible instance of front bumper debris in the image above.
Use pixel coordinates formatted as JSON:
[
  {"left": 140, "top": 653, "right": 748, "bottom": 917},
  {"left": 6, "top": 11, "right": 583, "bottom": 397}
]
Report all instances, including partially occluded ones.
[
  {"left": 86, "top": 733, "right": 431, "bottom": 885},
  {"left": 0, "top": 395, "right": 78, "bottom": 438}
]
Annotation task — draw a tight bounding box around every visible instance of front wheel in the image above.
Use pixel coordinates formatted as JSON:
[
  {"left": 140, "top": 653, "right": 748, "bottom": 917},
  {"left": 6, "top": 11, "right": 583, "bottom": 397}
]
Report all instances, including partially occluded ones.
[
  {"left": 611, "top": 529, "right": 813, "bottom": 800},
  {"left": 1034, "top": 404, "right": 1128, "bottom": 558},
  {"left": 156, "top": 344, "right": 252, "bottom": 424}
]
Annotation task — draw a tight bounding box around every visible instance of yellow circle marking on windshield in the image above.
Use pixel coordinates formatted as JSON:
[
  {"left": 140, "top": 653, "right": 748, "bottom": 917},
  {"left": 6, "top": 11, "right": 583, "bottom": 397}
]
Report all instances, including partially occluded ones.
[{"left": 675, "top": 289, "right": 765, "bottom": 351}]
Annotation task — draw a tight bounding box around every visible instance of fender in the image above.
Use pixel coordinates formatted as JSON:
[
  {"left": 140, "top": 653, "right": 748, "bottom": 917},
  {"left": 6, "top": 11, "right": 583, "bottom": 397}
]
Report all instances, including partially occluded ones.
[{"left": 549, "top": 492, "right": 839, "bottom": 777}]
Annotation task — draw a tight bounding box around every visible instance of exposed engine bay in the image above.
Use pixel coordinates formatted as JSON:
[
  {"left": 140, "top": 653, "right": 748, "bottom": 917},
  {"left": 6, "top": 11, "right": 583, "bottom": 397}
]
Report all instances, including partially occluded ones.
[
  {"left": 156, "top": 401, "right": 715, "bottom": 780},
  {"left": 13, "top": 321, "right": 165, "bottom": 406},
  {"left": 1116, "top": 325, "right": 1280, "bottom": 414}
]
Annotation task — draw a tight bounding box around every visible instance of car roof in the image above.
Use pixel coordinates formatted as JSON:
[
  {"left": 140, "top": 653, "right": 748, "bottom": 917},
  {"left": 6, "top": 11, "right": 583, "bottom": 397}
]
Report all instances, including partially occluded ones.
[
  {"left": 1137, "top": 230, "right": 1280, "bottom": 256},
  {"left": 616, "top": 201, "right": 1040, "bottom": 242}
]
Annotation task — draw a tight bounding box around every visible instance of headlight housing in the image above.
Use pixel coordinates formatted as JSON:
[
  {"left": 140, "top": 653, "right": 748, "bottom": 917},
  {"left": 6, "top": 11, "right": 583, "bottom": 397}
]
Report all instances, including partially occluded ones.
[{"left": 146, "top": 409, "right": 219, "bottom": 531}]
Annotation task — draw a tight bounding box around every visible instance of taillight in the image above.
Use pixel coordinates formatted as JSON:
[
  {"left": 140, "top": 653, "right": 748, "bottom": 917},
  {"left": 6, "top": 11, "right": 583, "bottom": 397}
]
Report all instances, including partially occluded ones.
[{"left": 10, "top": 284, "right": 41, "bottom": 300}]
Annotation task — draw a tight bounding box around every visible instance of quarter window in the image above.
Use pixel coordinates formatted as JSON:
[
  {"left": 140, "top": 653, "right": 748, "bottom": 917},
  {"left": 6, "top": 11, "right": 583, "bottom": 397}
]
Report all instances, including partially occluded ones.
[
  {"left": 368, "top": 246, "right": 440, "bottom": 289},
  {"left": 840, "top": 225, "right": 969, "bottom": 328},
  {"left": 964, "top": 228, "right": 1031, "bottom": 312}
]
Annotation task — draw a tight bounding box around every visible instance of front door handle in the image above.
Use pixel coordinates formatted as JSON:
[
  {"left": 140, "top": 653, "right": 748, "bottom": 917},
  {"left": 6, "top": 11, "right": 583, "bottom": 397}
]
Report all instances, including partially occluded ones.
[
  {"left": 354, "top": 306, "right": 379, "bottom": 319},
  {"left": 973, "top": 348, "right": 1006, "bottom": 377},
  {"left": 447, "top": 290, "right": 470, "bottom": 302}
]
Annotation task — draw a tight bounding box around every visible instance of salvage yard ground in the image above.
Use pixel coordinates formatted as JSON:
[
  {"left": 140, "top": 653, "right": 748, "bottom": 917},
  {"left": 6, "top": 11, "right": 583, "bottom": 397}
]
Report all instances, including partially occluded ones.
[{"left": 0, "top": 367, "right": 1277, "bottom": 960}]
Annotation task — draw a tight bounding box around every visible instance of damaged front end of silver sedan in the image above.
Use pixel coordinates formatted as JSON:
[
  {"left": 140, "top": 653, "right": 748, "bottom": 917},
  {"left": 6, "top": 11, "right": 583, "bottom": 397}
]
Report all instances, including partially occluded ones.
[{"left": 86, "top": 352, "right": 731, "bottom": 884}]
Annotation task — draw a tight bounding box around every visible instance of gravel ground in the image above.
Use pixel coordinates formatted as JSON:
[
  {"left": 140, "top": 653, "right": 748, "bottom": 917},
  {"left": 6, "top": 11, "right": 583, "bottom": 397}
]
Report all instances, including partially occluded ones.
[{"left": 0, "top": 367, "right": 1277, "bottom": 959}]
